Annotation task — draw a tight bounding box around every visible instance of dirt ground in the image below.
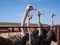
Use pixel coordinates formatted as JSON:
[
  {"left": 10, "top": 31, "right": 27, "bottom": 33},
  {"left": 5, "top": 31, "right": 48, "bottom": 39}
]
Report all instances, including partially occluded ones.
[{"left": 51, "top": 41, "right": 57, "bottom": 45}]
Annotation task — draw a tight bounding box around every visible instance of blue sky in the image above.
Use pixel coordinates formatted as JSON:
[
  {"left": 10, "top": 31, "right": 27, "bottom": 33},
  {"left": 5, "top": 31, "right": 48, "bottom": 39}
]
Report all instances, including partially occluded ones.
[{"left": 0, "top": 0, "right": 60, "bottom": 24}]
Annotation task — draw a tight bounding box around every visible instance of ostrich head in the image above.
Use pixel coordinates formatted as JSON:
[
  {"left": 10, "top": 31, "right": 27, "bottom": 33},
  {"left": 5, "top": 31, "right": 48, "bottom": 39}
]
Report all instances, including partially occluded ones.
[
  {"left": 26, "top": 5, "right": 36, "bottom": 12},
  {"left": 50, "top": 13, "right": 55, "bottom": 17},
  {"left": 37, "top": 10, "right": 43, "bottom": 15}
]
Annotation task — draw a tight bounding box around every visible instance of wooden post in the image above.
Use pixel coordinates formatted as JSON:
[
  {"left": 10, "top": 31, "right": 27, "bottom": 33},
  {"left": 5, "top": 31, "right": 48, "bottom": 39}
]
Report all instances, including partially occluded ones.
[{"left": 57, "top": 26, "right": 60, "bottom": 45}]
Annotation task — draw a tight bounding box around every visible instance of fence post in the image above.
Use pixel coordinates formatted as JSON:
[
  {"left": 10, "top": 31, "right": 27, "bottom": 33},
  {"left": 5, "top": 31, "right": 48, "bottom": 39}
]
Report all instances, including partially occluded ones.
[{"left": 57, "top": 26, "right": 60, "bottom": 45}]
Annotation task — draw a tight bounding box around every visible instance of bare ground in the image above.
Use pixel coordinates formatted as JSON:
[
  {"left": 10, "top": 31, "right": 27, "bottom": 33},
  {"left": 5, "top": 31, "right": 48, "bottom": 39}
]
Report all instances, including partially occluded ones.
[{"left": 51, "top": 41, "right": 57, "bottom": 45}]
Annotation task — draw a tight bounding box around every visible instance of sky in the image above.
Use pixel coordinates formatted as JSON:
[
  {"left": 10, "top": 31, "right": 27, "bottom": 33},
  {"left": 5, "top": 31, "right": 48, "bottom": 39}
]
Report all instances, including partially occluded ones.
[{"left": 0, "top": 0, "right": 60, "bottom": 25}]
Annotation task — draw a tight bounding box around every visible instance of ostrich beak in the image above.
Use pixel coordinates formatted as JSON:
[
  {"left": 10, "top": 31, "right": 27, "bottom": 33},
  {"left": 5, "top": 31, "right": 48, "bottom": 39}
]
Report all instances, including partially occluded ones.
[
  {"left": 30, "top": 7, "right": 37, "bottom": 10},
  {"left": 32, "top": 7, "right": 37, "bottom": 10},
  {"left": 33, "top": 8, "right": 37, "bottom": 10}
]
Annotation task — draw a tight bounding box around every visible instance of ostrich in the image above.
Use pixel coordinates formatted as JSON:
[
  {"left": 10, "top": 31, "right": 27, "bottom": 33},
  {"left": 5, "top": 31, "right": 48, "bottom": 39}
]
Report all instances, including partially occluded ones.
[
  {"left": 37, "top": 10, "right": 43, "bottom": 36},
  {"left": 31, "top": 10, "right": 44, "bottom": 45},
  {"left": 21, "top": 4, "right": 36, "bottom": 36},
  {"left": 16, "top": 5, "right": 36, "bottom": 45},
  {"left": 27, "top": 14, "right": 32, "bottom": 45},
  {"left": 46, "top": 13, "right": 56, "bottom": 41},
  {"left": 45, "top": 13, "right": 57, "bottom": 45}
]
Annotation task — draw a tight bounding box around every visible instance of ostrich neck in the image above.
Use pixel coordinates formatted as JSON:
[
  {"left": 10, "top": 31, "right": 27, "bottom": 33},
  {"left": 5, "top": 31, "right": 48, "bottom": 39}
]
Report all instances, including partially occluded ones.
[
  {"left": 50, "top": 17, "right": 54, "bottom": 30},
  {"left": 50, "top": 17, "right": 54, "bottom": 27},
  {"left": 37, "top": 15, "right": 42, "bottom": 36},
  {"left": 27, "top": 18, "right": 30, "bottom": 27},
  {"left": 27, "top": 18, "right": 31, "bottom": 44},
  {"left": 37, "top": 15, "right": 40, "bottom": 26},
  {"left": 21, "top": 9, "right": 29, "bottom": 27},
  {"left": 21, "top": 9, "right": 29, "bottom": 36}
]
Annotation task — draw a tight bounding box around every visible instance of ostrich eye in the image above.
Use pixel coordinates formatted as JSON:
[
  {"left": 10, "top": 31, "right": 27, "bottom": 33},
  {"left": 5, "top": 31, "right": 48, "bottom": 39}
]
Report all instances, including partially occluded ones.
[{"left": 29, "top": 6, "right": 33, "bottom": 8}]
